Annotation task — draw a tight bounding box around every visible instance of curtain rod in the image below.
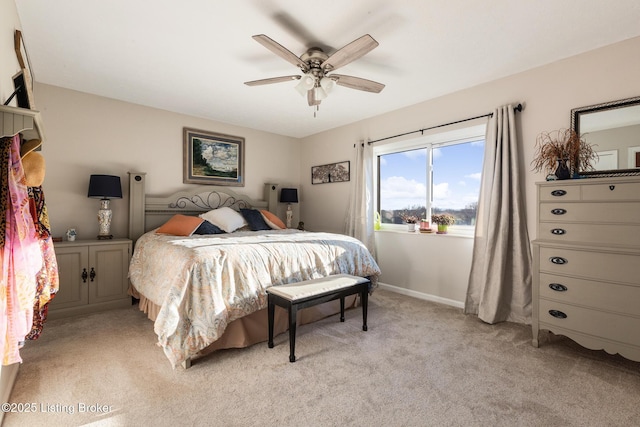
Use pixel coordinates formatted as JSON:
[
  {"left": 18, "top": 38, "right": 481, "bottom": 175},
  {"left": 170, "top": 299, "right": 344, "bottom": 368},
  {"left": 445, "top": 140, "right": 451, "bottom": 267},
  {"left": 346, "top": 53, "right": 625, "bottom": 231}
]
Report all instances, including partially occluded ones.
[{"left": 367, "top": 103, "right": 523, "bottom": 145}]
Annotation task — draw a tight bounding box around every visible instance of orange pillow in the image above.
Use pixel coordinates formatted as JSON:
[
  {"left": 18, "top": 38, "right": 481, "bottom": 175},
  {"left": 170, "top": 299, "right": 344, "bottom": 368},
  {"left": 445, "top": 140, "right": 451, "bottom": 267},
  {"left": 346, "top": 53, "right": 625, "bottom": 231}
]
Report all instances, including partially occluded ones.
[
  {"left": 260, "top": 210, "right": 286, "bottom": 229},
  {"left": 156, "top": 214, "right": 204, "bottom": 236}
]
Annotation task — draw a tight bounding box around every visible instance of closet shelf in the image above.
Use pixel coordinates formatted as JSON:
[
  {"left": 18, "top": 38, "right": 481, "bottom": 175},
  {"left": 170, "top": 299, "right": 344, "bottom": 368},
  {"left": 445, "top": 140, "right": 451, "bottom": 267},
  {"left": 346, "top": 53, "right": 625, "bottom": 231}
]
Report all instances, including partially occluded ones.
[{"left": 0, "top": 104, "right": 45, "bottom": 142}]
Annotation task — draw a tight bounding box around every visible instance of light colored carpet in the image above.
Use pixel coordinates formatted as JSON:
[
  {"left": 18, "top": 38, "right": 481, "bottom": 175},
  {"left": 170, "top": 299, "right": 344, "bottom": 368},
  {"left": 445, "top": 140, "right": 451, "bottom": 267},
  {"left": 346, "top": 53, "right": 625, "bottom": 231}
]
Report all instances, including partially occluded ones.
[{"left": 4, "top": 289, "right": 640, "bottom": 427}]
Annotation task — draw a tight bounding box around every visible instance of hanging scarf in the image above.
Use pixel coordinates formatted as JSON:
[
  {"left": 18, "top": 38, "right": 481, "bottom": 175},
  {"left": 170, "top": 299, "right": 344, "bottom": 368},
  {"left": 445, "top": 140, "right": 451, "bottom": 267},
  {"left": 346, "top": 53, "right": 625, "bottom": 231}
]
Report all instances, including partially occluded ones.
[
  {"left": 25, "top": 187, "right": 58, "bottom": 340},
  {"left": 1, "top": 134, "right": 43, "bottom": 365},
  {"left": 0, "top": 137, "right": 10, "bottom": 247}
]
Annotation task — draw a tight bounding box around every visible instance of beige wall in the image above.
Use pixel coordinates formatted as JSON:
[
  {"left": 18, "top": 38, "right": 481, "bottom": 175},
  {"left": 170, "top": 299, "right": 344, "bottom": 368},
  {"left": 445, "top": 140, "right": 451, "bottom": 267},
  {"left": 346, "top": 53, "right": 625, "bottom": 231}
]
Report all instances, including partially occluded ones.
[
  {"left": 35, "top": 84, "right": 301, "bottom": 239},
  {"left": 1, "top": 0, "right": 22, "bottom": 103},
  {"left": 300, "top": 36, "right": 640, "bottom": 305},
  {"left": 585, "top": 125, "right": 640, "bottom": 169}
]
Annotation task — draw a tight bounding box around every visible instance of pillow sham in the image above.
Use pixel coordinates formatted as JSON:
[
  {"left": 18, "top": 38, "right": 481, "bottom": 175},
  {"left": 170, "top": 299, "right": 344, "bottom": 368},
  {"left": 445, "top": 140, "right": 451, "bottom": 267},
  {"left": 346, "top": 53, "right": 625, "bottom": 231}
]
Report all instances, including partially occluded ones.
[
  {"left": 193, "top": 219, "right": 225, "bottom": 235},
  {"left": 240, "top": 208, "right": 271, "bottom": 231},
  {"left": 156, "top": 214, "right": 204, "bottom": 236},
  {"left": 260, "top": 209, "right": 286, "bottom": 230},
  {"left": 199, "top": 206, "right": 247, "bottom": 233}
]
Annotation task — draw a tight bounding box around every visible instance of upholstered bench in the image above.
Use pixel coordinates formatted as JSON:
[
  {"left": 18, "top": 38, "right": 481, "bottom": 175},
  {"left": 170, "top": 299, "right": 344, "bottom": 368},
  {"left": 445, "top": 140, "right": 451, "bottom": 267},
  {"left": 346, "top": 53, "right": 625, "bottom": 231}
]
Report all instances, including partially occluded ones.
[{"left": 266, "top": 274, "right": 370, "bottom": 362}]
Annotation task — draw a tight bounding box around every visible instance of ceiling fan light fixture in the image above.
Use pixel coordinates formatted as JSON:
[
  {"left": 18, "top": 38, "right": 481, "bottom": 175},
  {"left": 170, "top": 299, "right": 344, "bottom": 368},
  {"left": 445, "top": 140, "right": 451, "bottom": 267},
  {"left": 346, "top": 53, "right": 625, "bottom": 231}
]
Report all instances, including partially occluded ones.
[
  {"left": 295, "top": 73, "right": 316, "bottom": 96},
  {"left": 320, "top": 77, "right": 335, "bottom": 94},
  {"left": 314, "top": 86, "right": 328, "bottom": 101}
]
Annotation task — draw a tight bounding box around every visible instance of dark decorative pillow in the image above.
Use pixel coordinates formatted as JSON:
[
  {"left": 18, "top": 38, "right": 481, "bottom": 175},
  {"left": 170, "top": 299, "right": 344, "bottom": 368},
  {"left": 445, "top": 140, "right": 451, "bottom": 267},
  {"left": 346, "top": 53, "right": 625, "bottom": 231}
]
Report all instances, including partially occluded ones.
[
  {"left": 240, "top": 208, "right": 271, "bottom": 231},
  {"left": 193, "top": 219, "right": 225, "bottom": 235}
]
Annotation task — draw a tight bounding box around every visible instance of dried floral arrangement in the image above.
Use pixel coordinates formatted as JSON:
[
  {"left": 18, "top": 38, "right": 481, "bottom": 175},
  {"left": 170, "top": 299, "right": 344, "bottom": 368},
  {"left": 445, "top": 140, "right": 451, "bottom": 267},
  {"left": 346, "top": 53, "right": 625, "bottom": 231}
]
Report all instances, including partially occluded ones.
[
  {"left": 531, "top": 128, "right": 598, "bottom": 176},
  {"left": 431, "top": 214, "right": 455, "bottom": 225},
  {"left": 400, "top": 213, "right": 420, "bottom": 224}
]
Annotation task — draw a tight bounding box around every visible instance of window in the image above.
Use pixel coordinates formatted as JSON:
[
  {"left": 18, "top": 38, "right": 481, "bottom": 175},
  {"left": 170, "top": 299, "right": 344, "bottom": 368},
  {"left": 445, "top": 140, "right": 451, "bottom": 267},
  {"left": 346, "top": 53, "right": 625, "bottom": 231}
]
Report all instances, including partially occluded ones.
[{"left": 374, "top": 125, "right": 486, "bottom": 235}]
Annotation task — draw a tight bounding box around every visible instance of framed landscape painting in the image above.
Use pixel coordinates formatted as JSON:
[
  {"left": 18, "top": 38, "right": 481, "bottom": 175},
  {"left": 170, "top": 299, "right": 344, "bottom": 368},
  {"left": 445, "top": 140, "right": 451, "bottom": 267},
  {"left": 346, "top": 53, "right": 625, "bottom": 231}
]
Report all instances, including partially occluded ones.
[{"left": 183, "top": 128, "right": 245, "bottom": 186}]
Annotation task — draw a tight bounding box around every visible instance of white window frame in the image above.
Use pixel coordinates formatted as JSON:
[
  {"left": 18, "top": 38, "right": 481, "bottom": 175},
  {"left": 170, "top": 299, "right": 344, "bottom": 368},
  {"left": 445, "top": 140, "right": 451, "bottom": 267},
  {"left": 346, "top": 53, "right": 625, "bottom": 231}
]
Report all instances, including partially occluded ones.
[{"left": 373, "top": 124, "right": 486, "bottom": 235}]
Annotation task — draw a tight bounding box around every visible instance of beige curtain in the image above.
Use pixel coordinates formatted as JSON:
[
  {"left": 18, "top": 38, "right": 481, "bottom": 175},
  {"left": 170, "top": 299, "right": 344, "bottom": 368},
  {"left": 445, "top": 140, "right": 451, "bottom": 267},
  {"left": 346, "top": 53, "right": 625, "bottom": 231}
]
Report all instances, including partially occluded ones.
[
  {"left": 345, "top": 141, "right": 376, "bottom": 258},
  {"left": 464, "top": 105, "right": 532, "bottom": 324}
]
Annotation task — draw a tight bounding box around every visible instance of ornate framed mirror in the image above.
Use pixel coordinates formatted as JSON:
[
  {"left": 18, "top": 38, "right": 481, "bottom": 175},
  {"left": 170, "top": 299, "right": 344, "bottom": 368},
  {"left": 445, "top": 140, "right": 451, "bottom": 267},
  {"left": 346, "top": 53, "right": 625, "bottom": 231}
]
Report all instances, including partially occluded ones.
[{"left": 571, "top": 95, "right": 640, "bottom": 177}]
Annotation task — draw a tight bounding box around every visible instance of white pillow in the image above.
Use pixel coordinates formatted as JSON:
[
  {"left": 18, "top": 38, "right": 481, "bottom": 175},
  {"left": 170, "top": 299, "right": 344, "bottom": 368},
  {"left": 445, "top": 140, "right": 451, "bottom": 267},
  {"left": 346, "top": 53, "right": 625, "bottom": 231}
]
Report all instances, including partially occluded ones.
[{"left": 199, "top": 207, "right": 247, "bottom": 233}]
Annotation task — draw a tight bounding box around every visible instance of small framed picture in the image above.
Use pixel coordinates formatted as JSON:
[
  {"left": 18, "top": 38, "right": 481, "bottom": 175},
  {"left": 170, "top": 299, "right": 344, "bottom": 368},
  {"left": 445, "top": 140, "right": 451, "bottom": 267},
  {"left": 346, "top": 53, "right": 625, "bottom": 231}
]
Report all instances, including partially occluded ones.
[
  {"left": 14, "top": 30, "right": 34, "bottom": 85},
  {"left": 13, "top": 30, "right": 35, "bottom": 109},
  {"left": 183, "top": 127, "right": 245, "bottom": 186},
  {"left": 311, "top": 161, "right": 350, "bottom": 184}
]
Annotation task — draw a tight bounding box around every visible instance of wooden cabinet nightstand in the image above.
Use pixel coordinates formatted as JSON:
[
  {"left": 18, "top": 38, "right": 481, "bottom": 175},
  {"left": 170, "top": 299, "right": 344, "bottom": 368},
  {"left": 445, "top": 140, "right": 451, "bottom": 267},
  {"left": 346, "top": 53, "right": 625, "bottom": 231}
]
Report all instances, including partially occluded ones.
[{"left": 49, "top": 239, "right": 132, "bottom": 319}]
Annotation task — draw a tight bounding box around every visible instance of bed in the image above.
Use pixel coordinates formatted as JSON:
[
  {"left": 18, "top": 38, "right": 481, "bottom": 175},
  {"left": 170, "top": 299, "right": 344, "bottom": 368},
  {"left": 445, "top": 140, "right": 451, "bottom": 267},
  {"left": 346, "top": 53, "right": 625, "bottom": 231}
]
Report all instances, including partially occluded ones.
[{"left": 127, "top": 173, "right": 381, "bottom": 367}]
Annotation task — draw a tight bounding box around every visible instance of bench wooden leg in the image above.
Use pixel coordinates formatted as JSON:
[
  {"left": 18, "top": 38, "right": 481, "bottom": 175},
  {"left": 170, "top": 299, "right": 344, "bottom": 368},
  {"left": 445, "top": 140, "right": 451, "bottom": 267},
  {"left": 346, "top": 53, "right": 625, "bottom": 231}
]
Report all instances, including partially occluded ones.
[
  {"left": 267, "top": 278, "right": 371, "bottom": 362},
  {"left": 267, "top": 295, "right": 275, "bottom": 348},
  {"left": 288, "top": 304, "right": 297, "bottom": 362},
  {"left": 361, "top": 284, "right": 368, "bottom": 332}
]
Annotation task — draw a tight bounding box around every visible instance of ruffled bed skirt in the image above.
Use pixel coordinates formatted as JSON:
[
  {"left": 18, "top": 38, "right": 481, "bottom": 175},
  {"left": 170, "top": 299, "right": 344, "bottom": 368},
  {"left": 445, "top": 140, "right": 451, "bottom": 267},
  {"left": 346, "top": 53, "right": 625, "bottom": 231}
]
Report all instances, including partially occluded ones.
[{"left": 131, "top": 286, "right": 357, "bottom": 360}]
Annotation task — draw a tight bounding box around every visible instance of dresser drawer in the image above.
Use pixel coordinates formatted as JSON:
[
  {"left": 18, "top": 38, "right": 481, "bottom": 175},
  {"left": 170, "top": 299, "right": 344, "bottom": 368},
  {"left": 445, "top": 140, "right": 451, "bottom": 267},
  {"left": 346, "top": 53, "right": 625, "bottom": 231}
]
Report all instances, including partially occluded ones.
[
  {"left": 538, "top": 246, "right": 640, "bottom": 285},
  {"left": 538, "top": 299, "right": 640, "bottom": 346},
  {"left": 539, "top": 273, "right": 640, "bottom": 316},
  {"left": 582, "top": 182, "right": 640, "bottom": 201},
  {"left": 538, "top": 222, "right": 640, "bottom": 246},
  {"left": 539, "top": 186, "right": 580, "bottom": 201},
  {"left": 539, "top": 202, "right": 640, "bottom": 223}
]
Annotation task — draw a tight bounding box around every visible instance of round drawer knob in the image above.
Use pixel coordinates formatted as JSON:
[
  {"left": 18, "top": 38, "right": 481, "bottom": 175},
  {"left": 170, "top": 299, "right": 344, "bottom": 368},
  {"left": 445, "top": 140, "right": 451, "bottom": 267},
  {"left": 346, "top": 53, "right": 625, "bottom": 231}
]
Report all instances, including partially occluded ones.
[
  {"left": 551, "top": 208, "right": 567, "bottom": 215},
  {"left": 549, "top": 309, "right": 567, "bottom": 319},
  {"left": 549, "top": 283, "right": 568, "bottom": 292},
  {"left": 551, "top": 190, "right": 567, "bottom": 197},
  {"left": 550, "top": 257, "right": 568, "bottom": 265},
  {"left": 551, "top": 228, "right": 566, "bottom": 235}
]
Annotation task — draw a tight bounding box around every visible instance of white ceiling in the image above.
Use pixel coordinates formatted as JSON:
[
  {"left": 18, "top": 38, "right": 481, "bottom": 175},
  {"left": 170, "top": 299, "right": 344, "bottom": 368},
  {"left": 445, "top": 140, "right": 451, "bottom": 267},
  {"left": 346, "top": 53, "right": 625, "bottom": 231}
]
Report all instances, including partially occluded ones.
[{"left": 14, "top": 0, "right": 640, "bottom": 139}]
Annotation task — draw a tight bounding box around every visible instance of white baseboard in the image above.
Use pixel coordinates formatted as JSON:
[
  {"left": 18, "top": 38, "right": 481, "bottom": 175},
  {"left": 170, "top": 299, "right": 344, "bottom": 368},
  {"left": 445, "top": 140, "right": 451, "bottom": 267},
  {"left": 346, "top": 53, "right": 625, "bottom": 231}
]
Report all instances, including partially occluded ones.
[{"left": 377, "top": 282, "right": 465, "bottom": 309}]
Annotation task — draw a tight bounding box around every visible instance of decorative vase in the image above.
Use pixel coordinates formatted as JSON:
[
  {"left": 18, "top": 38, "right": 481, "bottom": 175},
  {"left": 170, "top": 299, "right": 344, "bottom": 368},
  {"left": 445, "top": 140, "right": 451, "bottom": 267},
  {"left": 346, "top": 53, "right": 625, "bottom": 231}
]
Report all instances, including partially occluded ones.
[
  {"left": 407, "top": 223, "right": 416, "bottom": 232},
  {"left": 437, "top": 224, "right": 448, "bottom": 234},
  {"left": 555, "top": 158, "right": 571, "bottom": 180},
  {"left": 419, "top": 220, "right": 430, "bottom": 231}
]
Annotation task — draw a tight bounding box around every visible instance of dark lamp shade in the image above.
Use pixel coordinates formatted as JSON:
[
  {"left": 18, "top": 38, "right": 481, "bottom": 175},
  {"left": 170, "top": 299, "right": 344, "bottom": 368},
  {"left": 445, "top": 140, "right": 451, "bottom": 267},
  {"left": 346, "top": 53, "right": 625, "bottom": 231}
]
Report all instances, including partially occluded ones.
[
  {"left": 87, "top": 174, "right": 122, "bottom": 199},
  {"left": 280, "top": 188, "right": 298, "bottom": 203}
]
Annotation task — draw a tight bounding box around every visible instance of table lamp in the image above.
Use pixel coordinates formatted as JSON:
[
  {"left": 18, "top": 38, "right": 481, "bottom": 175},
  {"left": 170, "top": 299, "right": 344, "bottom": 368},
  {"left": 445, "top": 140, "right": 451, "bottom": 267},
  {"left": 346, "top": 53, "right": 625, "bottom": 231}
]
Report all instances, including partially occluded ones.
[
  {"left": 279, "top": 188, "right": 298, "bottom": 228},
  {"left": 88, "top": 174, "right": 122, "bottom": 239}
]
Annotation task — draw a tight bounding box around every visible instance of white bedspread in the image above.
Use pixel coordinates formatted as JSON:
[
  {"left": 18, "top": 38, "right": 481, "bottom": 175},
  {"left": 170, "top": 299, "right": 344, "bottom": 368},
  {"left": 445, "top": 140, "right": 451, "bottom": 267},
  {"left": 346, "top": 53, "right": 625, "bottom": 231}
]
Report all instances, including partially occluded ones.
[{"left": 128, "top": 229, "right": 381, "bottom": 366}]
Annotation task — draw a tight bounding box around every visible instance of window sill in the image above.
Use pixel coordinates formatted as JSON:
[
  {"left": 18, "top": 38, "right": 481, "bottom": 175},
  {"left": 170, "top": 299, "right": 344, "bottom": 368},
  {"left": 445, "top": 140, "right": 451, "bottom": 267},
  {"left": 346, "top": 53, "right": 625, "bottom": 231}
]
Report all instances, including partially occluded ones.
[{"left": 375, "top": 229, "right": 474, "bottom": 239}]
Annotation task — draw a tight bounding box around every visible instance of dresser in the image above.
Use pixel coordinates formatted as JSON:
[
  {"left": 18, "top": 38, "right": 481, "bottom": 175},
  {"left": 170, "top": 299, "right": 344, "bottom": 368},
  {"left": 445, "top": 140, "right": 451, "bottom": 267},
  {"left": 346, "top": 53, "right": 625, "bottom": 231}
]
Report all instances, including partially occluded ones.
[
  {"left": 49, "top": 239, "right": 132, "bottom": 319},
  {"left": 532, "top": 176, "right": 640, "bottom": 362}
]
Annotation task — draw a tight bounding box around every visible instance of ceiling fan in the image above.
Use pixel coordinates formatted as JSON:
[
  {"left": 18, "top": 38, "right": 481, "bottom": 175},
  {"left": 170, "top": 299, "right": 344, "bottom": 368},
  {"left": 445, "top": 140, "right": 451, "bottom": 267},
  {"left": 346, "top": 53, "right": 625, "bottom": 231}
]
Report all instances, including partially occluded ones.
[{"left": 244, "top": 34, "right": 385, "bottom": 107}]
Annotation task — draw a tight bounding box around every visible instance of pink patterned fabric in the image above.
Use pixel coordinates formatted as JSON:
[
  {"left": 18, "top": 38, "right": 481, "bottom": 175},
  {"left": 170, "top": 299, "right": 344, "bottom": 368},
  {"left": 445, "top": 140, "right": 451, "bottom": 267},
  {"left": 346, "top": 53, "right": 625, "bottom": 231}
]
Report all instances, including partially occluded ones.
[
  {"left": 25, "top": 186, "right": 59, "bottom": 341},
  {"left": 1, "top": 134, "right": 43, "bottom": 365},
  {"left": 25, "top": 237, "right": 59, "bottom": 340}
]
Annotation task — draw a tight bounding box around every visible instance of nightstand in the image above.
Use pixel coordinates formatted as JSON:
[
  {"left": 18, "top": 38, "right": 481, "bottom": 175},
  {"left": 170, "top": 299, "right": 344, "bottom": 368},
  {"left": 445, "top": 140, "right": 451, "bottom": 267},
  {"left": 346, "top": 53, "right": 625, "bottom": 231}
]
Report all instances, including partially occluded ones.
[{"left": 49, "top": 238, "right": 132, "bottom": 319}]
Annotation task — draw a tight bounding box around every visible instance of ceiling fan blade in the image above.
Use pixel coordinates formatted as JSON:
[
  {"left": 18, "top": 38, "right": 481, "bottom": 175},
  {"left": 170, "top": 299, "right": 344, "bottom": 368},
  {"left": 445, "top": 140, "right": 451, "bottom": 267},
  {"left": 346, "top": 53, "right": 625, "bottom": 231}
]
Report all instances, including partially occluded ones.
[
  {"left": 244, "top": 75, "right": 301, "bottom": 86},
  {"left": 321, "top": 34, "right": 378, "bottom": 71},
  {"left": 252, "top": 34, "right": 308, "bottom": 72},
  {"left": 330, "top": 74, "right": 385, "bottom": 93},
  {"left": 307, "top": 90, "right": 321, "bottom": 106}
]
